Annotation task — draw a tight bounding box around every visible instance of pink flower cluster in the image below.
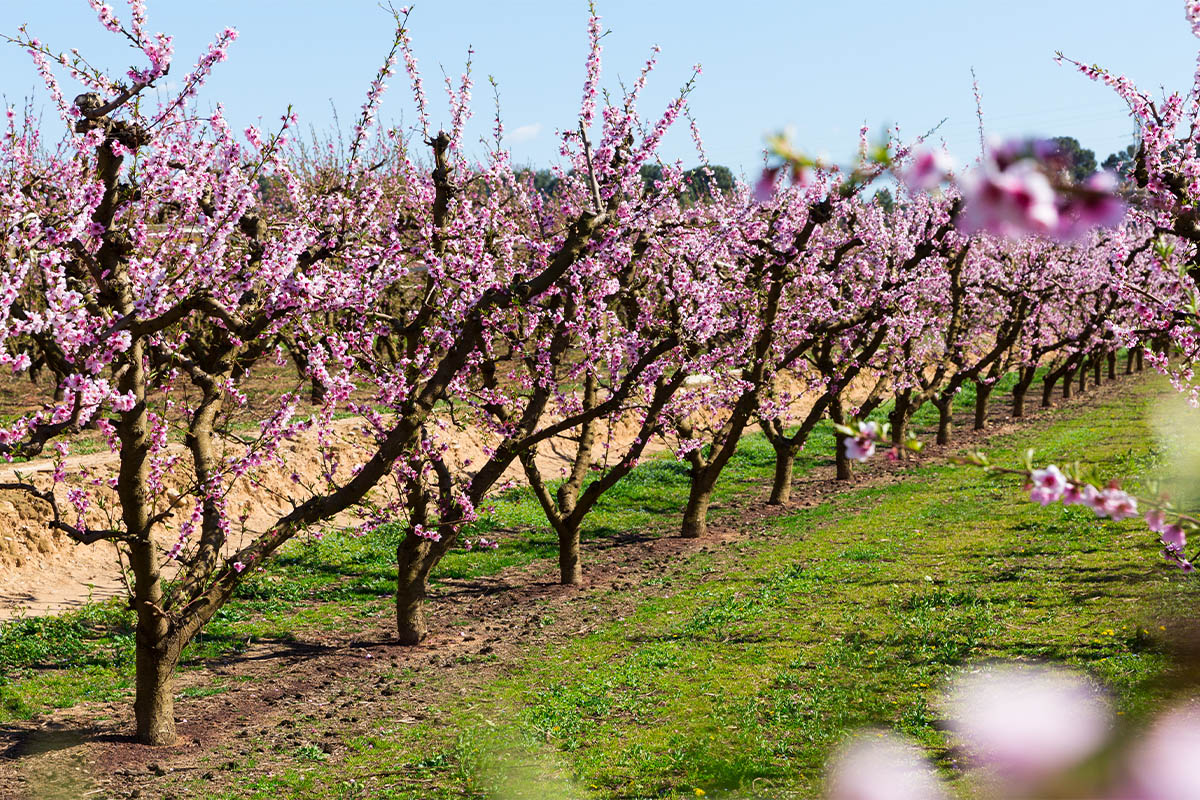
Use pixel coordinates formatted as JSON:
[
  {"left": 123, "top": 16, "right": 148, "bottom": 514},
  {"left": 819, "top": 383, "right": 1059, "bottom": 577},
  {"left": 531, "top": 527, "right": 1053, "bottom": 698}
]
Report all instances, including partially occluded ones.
[
  {"left": 1146, "top": 510, "right": 1192, "bottom": 572},
  {"left": 1027, "top": 467, "right": 1194, "bottom": 572},
  {"left": 1028, "top": 465, "right": 1138, "bottom": 521},
  {"left": 954, "top": 140, "right": 1127, "bottom": 241}
]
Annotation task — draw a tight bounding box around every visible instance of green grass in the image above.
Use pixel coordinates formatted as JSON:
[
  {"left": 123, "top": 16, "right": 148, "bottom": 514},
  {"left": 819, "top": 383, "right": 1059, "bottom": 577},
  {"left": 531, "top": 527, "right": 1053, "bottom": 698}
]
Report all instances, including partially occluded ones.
[{"left": 186, "top": 375, "right": 1198, "bottom": 800}]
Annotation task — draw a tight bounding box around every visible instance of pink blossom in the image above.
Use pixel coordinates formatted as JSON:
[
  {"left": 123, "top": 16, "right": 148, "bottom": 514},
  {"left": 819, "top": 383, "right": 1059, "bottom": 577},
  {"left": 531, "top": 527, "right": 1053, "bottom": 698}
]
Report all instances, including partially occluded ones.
[
  {"left": 959, "top": 161, "right": 1059, "bottom": 239},
  {"left": 844, "top": 421, "right": 879, "bottom": 462},
  {"left": 1062, "top": 483, "right": 1087, "bottom": 506},
  {"left": 1126, "top": 707, "right": 1200, "bottom": 800},
  {"left": 1053, "top": 171, "right": 1127, "bottom": 240},
  {"left": 1079, "top": 483, "right": 1108, "bottom": 515},
  {"left": 1161, "top": 524, "right": 1186, "bottom": 554},
  {"left": 826, "top": 734, "right": 948, "bottom": 800},
  {"left": 413, "top": 523, "right": 441, "bottom": 542},
  {"left": 753, "top": 166, "right": 780, "bottom": 204},
  {"left": 1101, "top": 488, "right": 1139, "bottom": 521},
  {"left": 903, "top": 149, "right": 955, "bottom": 193},
  {"left": 1028, "top": 465, "right": 1068, "bottom": 505},
  {"left": 943, "top": 665, "right": 1111, "bottom": 784}
]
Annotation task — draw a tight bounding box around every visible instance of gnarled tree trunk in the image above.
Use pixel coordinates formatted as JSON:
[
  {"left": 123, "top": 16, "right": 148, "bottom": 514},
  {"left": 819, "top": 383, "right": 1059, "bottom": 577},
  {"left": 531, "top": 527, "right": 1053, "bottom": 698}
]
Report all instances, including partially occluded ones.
[
  {"left": 768, "top": 440, "right": 800, "bottom": 505},
  {"left": 681, "top": 475, "right": 714, "bottom": 537},
  {"left": 934, "top": 397, "right": 953, "bottom": 445},
  {"left": 1041, "top": 374, "right": 1058, "bottom": 407},
  {"left": 396, "top": 533, "right": 439, "bottom": 645},
  {"left": 973, "top": 380, "right": 993, "bottom": 431},
  {"left": 830, "top": 396, "right": 853, "bottom": 480},
  {"left": 889, "top": 389, "right": 913, "bottom": 450},
  {"left": 1012, "top": 366, "right": 1036, "bottom": 418}
]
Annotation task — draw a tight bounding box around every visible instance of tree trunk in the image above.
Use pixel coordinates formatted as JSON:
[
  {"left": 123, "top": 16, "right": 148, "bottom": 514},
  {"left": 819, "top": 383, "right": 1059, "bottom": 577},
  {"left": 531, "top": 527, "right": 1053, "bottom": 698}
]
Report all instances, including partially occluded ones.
[
  {"left": 973, "top": 381, "right": 993, "bottom": 431},
  {"left": 935, "top": 399, "right": 953, "bottom": 445},
  {"left": 1137, "top": 347, "right": 1144, "bottom": 372},
  {"left": 396, "top": 535, "right": 431, "bottom": 645},
  {"left": 1126, "top": 348, "right": 1136, "bottom": 375},
  {"left": 115, "top": 330, "right": 174, "bottom": 745},
  {"left": 1077, "top": 363, "right": 1087, "bottom": 393},
  {"left": 133, "top": 631, "right": 179, "bottom": 746},
  {"left": 830, "top": 397, "right": 852, "bottom": 481},
  {"left": 889, "top": 390, "right": 912, "bottom": 449},
  {"left": 768, "top": 442, "right": 799, "bottom": 505},
  {"left": 310, "top": 377, "right": 326, "bottom": 405},
  {"left": 681, "top": 480, "right": 712, "bottom": 538},
  {"left": 1107, "top": 351, "right": 1117, "bottom": 380},
  {"left": 1041, "top": 374, "right": 1058, "bottom": 407},
  {"left": 1092, "top": 357, "right": 1102, "bottom": 386},
  {"left": 1062, "top": 369, "right": 1073, "bottom": 400},
  {"left": 1013, "top": 366, "right": 1035, "bottom": 418},
  {"left": 557, "top": 521, "right": 583, "bottom": 585}
]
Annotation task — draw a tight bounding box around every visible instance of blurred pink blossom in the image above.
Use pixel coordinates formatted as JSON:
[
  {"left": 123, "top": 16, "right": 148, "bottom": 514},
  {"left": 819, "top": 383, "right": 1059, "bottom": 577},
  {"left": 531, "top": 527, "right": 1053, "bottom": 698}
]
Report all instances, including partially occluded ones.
[
  {"left": 826, "top": 733, "right": 948, "bottom": 800},
  {"left": 844, "top": 421, "right": 879, "bottom": 462},
  {"left": 944, "top": 665, "right": 1111, "bottom": 784},
  {"left": 1126, "top": 707, "right": 1200, "bottom": 800},
  {"left": 903, "top": 149, "right": 955, "bottom": 192},
  {"left": 959, "top": 161, "right": 1059, "bottom": 239},
  {"left": 1029, "top": 465, "right": 1069, "bottom": 505}
]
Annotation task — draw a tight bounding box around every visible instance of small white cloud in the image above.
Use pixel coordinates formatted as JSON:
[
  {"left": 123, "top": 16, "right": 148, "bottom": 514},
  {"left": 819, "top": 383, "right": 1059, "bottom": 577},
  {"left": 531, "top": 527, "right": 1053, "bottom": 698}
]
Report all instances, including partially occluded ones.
[{"left": 509, "top": 122, "right": 542, "bottom": 144}]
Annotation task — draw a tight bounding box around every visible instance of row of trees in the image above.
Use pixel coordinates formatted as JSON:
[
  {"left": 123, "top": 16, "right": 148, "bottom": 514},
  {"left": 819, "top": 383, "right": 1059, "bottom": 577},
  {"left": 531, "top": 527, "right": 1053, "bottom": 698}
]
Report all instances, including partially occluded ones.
[{"left": 0, "top": 1, "right": 1193, "bottom": 746}]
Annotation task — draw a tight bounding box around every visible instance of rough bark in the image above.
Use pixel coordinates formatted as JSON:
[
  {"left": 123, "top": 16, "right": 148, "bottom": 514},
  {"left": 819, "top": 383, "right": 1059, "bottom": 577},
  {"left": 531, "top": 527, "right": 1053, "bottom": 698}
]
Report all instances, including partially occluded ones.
[
  {"left": 681, "top": 477, "right": 713, "bottom": 538},
  {"left": 768, "top": 441, "right": 799, "bottom": 505},
  {"left": 830, "top": 396, "right": 853, "bottom": 481},
  {"left": 973, "top": 381, "right": 993, "bottom": 431},
  {"left": 395, "top": 534, "right": 433, "bottom": 645},
  {"left": 133, "top": 637, "right": 180, "bottom": 747},
  {"left": 557, "top": 521, "right": 583, "bottom": 585},
  {"left": 1012, "top": 366, "right": 1035, "bottom": 418},
  {"left": 889, "top": 389, "right": 913, "bottom": 449},
  {"left": 1041, "top": 374, "right": 1057, "bottom": 407},
  {"left": 934, "top": 398, "right": 953, "bottom": 445}
]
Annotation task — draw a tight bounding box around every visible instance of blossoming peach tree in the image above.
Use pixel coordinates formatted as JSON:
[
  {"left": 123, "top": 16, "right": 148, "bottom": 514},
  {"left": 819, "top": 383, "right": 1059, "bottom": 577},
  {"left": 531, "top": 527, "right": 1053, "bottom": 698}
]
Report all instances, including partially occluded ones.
[
  {"left": 0, "top": 0, "right": 714, "bottom": 743},
  {"left": 0, "top": 0, "right": 438, "bottom": 744}
]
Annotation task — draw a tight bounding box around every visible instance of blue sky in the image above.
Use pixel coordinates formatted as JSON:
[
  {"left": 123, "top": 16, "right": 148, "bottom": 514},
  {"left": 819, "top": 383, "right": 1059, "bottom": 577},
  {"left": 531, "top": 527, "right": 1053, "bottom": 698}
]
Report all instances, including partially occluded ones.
[{"left": 1, "top": 1, "right": 1196, "bottom": 177}]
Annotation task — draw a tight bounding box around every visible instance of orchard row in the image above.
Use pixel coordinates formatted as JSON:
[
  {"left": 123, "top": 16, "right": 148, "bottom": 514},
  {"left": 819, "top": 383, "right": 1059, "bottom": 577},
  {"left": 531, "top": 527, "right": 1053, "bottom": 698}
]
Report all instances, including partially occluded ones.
[{"left": 0, "top": 0, "right": 1197, "bottom": 746}]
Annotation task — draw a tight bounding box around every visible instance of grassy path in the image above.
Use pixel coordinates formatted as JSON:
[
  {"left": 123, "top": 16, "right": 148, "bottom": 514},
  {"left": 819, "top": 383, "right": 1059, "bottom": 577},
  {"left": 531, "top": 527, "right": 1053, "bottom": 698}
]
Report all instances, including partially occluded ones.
[{"left": 1, "top": 373, "right": 1196, "bottom": 799}]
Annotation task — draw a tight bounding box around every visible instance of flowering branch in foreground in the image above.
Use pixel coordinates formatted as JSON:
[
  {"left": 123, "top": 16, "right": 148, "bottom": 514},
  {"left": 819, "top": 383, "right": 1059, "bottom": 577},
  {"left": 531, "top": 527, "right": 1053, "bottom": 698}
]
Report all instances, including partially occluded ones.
[
  {"left": 834, "top": 419, "right": 923, "bottom": 463},
  {"left": 954, "top": 451, "right": 1198, "bottom": 573}
]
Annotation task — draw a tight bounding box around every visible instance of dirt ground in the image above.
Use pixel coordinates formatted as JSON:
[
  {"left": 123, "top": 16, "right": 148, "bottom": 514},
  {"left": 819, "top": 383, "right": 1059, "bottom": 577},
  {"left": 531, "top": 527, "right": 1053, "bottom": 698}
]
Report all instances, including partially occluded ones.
[{"left": 0, "top": 374, "right": 1150, "bottom": 800}]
